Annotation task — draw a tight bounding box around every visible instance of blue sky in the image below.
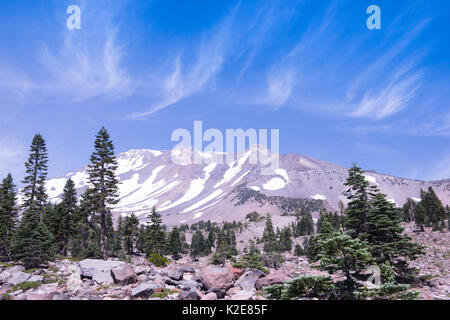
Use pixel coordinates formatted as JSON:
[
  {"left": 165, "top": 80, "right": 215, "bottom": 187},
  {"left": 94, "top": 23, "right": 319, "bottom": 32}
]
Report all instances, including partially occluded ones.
[{"left": 0, "top": 0, "right": 449, "bottom": 182}]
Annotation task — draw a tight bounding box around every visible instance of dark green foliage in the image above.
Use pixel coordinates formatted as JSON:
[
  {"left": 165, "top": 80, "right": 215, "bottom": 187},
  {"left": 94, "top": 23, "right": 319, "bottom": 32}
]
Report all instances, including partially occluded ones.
[
  {"left": 87, "top": 127, "right": 120, "bottom": 258},
  {"left": 147, "top": 252, "right": 170, "bottom": 267},
  {"left": 123, "top": 214, "right": 139, "bottom": 255},
  {"left": 355, "top": 262, "right": 419, "bottom": 300},
  {"left": 401, "top": 198, "right": 416, "bottom": 222},
  {"left": 343, "top": 164, "right": 377, "bottom": 237},
  {"left": 294, "top": 244, "right": 304, "bottom": 256},
  {"left": 264, "top": 276, "right": 335, "bottom": 300},
  {"left": 233, "top": 185, "right": 323, "bottom": 214},
  {"left": 414, "top": 203, "right": 427, "bottom": 231},
  {"left": 367, "top": 193, "right": 425, "bottom": 279},
  {"left": 420, "top": 187, "right": 447, "bottom": 226},
  {"left": 245, "top": 211, "right": 263, "bottom": 222},
  {"left": 21, "top": 134, "right": 48, "bottom": 216},
  {"left": 278, "top": 227, "right": 292, "bottom": 252},
  {"left": 11, "top": 209, "right": 55, "bottom": 269},
  {"left": 261, "top": 252, "right": 284, "bottom": 269},
  {"left": 12, "top": 134, "right": 54, "bottom": 268},
  {"left": 292, "top": 208, "right": 314, "bottom": 237},
  {"left": 45, "top": 179, "right": 77, "bottom": 256},
  {"left": 190, "top": 230, "right": 208, "bottom": 259},
  {"left": 214, "top": 227, "right": 238, "bottom": 261},
  {"left": 145, "top": 206, "right": 166, "bottom": 256},
  {"left": 315, "top": 229, "right": 373, "bottom": 298},
  {"left": 0, "top": 174, "right": 18, "bottom": 260},
  {"left": 262, "top": 214, "right": 277, "bottom": 253},
  {"left": 233, "top": 242, "right": 268, "bottom": 273},
  {"left": 168, "top": 227, "right": 182, "bottom": 260}
]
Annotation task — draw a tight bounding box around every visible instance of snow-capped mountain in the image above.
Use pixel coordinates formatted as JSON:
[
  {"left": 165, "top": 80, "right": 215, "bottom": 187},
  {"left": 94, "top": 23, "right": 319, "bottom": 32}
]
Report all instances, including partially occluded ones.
[{"left": 43, "top": 147, "right": 450, "bottom": 225}]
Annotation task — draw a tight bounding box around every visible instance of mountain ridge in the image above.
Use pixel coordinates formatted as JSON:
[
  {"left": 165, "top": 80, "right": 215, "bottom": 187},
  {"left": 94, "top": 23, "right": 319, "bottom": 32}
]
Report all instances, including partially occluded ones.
[{"left": 33, "top": 147, "right": 449, "bottom": 225}]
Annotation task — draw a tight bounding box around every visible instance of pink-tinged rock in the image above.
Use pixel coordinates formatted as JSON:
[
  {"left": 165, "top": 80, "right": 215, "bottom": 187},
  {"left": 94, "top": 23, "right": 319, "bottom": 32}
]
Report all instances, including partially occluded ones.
[
  {"left": 225, "top": 264, "right": 244, "bottom": 279},
  {"left": 25, "top": 292, "right": 58, "bottom": 300},
  {"left": 111, "top": 264, "right": 137, "bottom": 286},
  {"left": 201, "top": 292, "right": 218, "bottom": 300},
  {"left": 197, "top": 266, "right": 235, "bottom": 291},
  {"left": 255, "top": 268, "right": 290, "bottom": 290}
]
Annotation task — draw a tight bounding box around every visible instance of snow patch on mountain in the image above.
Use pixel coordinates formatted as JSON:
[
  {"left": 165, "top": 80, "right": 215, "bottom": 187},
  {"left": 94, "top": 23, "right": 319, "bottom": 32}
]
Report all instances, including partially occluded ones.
[
  {"left": 193, "top": 212, "right": 203, "bottom": 219},
  {"left": 263, "top": 177, "right": 286, "bottom": 190},
  {"left": 311, "top": 194, "right": 326, "bottom": 200},
  {"left": 364, "top": 175, "right": 377, "bottom": 184},
  {"left": 275, "top": 168, "right": 289, "bottom": 181},
  {"left": 182, "top": 189, "right": 224, "bottom": 213}
]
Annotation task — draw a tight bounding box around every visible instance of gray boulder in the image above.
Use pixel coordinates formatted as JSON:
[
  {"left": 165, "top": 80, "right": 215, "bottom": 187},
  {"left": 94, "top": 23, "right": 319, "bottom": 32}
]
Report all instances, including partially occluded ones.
[
  {"left": 197, "top": 266, "right": 235, "bottom": 291},
  {"left": 168, "top": 268, "right": 184, "bottom": 281},
  {"left": 178, "top": 288, "right": 200, "bottom": 300},
  {"left": 234, "top": 269, "right": 265, "bottom": 291},
  {"left": 78, "top": 259, "right": 124, "bottom": 278},
  {"left": 131, "top": 281, "right": 163, "bottom": 299},
  {"left": 92, "top": 270, "right": 114, "bottom": 285},
  {"left": 111, "top": 264, "right": 136, "bottom": 285},
  {"left": 28, "top": 275, "right": 44, "bottom": 283},
  {"left": 7, "top": 272, "right": 31, "bottom": 286}
]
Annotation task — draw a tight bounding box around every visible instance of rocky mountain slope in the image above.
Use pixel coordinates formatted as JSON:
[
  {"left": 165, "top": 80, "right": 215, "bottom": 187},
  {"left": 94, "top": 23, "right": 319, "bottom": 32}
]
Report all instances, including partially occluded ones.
[
  {"left": 0, "top": 223, "right": 448, "bottom": 301},
  {"left": 37, "top": 146, "right": 450, "bottom": 225}
]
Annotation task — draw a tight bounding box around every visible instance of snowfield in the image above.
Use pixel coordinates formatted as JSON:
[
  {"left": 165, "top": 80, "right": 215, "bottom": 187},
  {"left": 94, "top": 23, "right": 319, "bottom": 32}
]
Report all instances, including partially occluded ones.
[
  {"left": 263, "top": 177, "right": 286, "bottom": 190},
  {"left": 311, "top": 194, "right": 326, "bottom": 200}
]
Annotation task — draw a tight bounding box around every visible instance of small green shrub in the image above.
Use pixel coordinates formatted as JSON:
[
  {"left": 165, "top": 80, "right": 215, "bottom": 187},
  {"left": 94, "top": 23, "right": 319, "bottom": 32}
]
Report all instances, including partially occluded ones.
[
  {"left": 11, "top": 281, "right": 42, "bottom": 292},
  {"left": 147, "top": 252, "right": 170, "bottom": 267},
  {"left": 24, "top": 268, "right": 40, "bottom": 274},
  {"left": 151, "top": 289, "right": 179, "bottom": 298},
  {"left": 264, "top": 276, "right": 335, "bottom": 300}
]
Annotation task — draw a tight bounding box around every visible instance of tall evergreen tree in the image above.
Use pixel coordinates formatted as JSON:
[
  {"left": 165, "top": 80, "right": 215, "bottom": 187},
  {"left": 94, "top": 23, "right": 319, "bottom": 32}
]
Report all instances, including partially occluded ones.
[
  {"left": 12, "top": 134, "right": 54, "bottom": 268},
  {"left": 190, "top": 230, "right": 207, "bottom": 259},
  {"left": 58, "top": 179, "right": 77, "bottom": 256},
  {"left": 316, "top": 229, "right": 372, "bottom": 299},
  {"left": 169, "top": 227, "right": 182, "bottom": 260},
  {"left": 344, "top": 164, "right": 377, "bottom": 237},
  {"left": 0, "top": 174, "right": 18, "bottom": 260},
  {"left": 262, "top": 214, "right": 277, "bottom": 253},
  {"left": 123, "top": 214, "right": 139, "bottom": 255},
  {"left": 145, "top": 206, "right": 166, "bottom": 256},
  {"left": 22, "top": 134, "right": 49, "bottom": 217},
  {"left": 87, "top": 127, "right": 120, "bottom": 259},
  {"left": 367, "top": 193, "right": 425, "bottom": 279}
]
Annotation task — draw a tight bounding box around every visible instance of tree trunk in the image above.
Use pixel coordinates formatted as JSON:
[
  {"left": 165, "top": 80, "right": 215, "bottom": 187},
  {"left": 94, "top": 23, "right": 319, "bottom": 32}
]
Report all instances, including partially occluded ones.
[{"left": 100, "top": 210, "right": 107, "bottom": 259}]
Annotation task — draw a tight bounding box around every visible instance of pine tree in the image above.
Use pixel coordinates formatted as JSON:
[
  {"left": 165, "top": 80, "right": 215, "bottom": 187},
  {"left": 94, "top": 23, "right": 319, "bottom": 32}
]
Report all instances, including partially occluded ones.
[
  {"left": 12, "top": 135, "right": 54, "bottom": 267},
  {"left": 420, "top": 187, "right": 446, "bottom": 226},
  {"left": 0, "top": 174, "right": 18, "bottom": 260},
  {"left": 367, "top": 193, "right": 425, "bottom": 278},
  {"left": 298, "top": 208, "right": 314, "bottom": 236},
  {"left": 58, "top": 179, "right": 77, "bottom": 256},
  {"left": 262, "top": 214, "right": 277, "bottom": 253},
  {"left": 22, "top": 134, "right": 49, "bottom": 217},
  {"left": 414, "top": 204, "right": 427, "bottom": 232},
  {"left": 169, "top": 227, "right": 182, "bottom": 260},
  {"left": 401, "top": 198, "right": 416, "bottom": 222},
  {"left": 294, "top": 244, "right": 304, "bottom": 256},
  {"left": 87, "top": 127, "right": 120, "bottom": 259},
  {"left": 11, "top": 209, "right": 55, "bottom": 268},
  {"left": 123, "top": 214, "right": 139, "bottom": 255},
  {"left": 190, "top": 230, "right": 207, "bottom": 259},
  {"left": 205, "top": 228, "right": 216, "bottom": 254},
  {"left": 279, "top": 227, "right": 293, "bottom": 252},
  {"left": 145, "top": 206, "right": 166, "bottom": 256},
  {"left": 316, "top": 229, "right": 373, "bottom": 299},
  {"left": 344, "top": 164, "right": 377, "bottom": 238}
]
